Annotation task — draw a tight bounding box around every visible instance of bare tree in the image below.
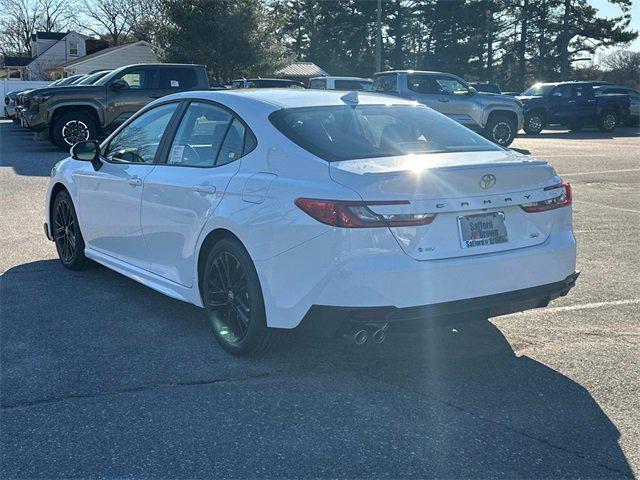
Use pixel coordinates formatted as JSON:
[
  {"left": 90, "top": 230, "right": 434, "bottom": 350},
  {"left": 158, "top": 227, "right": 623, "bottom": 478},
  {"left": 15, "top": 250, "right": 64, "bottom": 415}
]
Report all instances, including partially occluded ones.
[
  {"left": 0, "top": 0, "right": 40, "bottom": 55},
  {"left": 0, "top": 0, "right": 77, "bottom": 56},
  {"left": 39, "top": 0, "right": 77, "bottom": 32},
  {"left": 602, "top": 49, "right": 640, "bottom": 87},
  {"left": 79, "top": 0, "right": 132, "bottom": 46}
]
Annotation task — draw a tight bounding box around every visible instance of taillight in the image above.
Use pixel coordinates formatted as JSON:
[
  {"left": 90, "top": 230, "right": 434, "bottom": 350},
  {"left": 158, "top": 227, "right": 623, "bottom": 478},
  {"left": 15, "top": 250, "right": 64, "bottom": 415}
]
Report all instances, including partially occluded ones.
[
  {"left": 521, "top": 181, "right": 572, "bottom": 213},
  {"left": 295, "top": 198, "right": 437, "bottom": 228}
]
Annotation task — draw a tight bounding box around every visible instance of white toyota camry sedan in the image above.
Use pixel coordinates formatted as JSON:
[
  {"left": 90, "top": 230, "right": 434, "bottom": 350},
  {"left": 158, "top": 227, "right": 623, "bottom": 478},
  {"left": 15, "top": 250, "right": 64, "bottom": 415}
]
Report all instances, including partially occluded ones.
[{"left": 44, "top": 89, "right": 578, "bottom": 355}]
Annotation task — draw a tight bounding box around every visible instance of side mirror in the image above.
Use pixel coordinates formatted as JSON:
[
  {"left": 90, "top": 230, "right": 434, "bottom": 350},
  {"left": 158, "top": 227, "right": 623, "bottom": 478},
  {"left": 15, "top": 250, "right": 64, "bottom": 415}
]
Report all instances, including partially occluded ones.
[
  {"left": 71, "top": 140, "right": 102, "bottom": 170},
  {"left": 110, "top": 78, "right": 128, "bottom": 90},
  {"left": 467, "top": 86, "right": 478, "bottom": 95}
]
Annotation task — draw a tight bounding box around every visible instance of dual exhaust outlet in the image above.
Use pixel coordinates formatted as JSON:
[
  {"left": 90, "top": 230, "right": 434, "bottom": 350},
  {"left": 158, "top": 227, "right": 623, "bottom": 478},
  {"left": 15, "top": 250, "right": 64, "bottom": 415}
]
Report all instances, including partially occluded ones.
[{"left": 344, "top": 323, "right": 389, "bottom": 345}]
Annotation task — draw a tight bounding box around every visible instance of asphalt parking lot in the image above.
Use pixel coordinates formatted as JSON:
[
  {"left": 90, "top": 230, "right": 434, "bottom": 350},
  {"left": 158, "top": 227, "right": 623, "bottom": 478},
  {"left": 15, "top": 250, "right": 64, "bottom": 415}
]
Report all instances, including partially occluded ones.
[{"left": 1, "top": 119, "right": 639, "bottom": 479}]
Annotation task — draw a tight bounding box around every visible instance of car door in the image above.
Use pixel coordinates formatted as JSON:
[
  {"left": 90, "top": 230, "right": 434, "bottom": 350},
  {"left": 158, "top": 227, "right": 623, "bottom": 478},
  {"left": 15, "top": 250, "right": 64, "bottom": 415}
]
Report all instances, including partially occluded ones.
[
  {"left": 74, "top": 102, "right": 180, "bottom": 269},
  {"left": 105, "top": 66, "right": 160, "bottom": 128},
  {"left": 547, "top": 84, "right": 576, "bottom": 123},
  {"left": 431, "top": 75, "right": 476, "bottom": 127},
  {"left": 140, "top": 101, "right": 256, "bottom": 287},
  {"left": 572, "top": 84, "right": 596, "bottom": 119}
]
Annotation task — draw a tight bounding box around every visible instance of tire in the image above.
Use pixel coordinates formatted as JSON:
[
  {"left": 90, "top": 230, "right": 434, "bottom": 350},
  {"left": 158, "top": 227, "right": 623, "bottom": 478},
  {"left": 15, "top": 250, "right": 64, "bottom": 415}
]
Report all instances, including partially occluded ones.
[
  {"left": 598, "top": 110, "right": 618, "bottom": 132},
  {"left": 523, "top": 111, "right": 545, "bottom": 134},
  {"left": 484, "top": 114, "right": 517, "bottom": 147},
  {"left": 51, "top": 111, "right": 98, "bottom": 150},
  {"left": 52, "top": 190, "right": 90, "bottom": 270},
  {"left": 202, "top": 237, "right": 281, "bottom": 356}
]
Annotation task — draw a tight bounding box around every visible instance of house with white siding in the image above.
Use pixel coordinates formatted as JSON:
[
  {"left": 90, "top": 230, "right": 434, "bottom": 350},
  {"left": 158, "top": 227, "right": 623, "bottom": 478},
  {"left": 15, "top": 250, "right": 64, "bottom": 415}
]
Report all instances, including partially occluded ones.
[
  {"left": 48, "top": 41, "right": 160, "bottom": 77},
  {"left": 0, "top": 31, "right": 88, "bottom": 80}
]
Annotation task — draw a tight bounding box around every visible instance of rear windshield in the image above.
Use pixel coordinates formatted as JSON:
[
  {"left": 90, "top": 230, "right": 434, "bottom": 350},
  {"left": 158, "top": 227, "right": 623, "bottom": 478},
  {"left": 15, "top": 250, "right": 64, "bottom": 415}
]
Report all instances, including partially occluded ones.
[{"left": 269, "top": 104, "right": 501, "bottom": 162}]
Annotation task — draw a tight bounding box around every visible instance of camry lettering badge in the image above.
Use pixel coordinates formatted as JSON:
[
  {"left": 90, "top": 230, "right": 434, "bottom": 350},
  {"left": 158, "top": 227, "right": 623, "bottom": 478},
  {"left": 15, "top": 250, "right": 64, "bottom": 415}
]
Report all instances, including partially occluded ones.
[{"left": 479, "top": 174, "right": 496, "bottom": 189}]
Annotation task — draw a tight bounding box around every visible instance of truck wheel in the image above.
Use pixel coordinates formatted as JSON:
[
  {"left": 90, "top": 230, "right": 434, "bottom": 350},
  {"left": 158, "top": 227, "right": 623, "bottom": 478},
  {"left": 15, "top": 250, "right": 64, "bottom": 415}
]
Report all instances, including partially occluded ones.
[
  {"left": 484, "top": 114, "right": 517, "bottom": 147},
  {"left": 51, "top": 112, "right": 98, "bottom": 150},
  {"left": 598, "top": 111, "right": 618, "bottom": 132},
  {"left": 523, "top": 112, "right": 545, "bottom": 134}
]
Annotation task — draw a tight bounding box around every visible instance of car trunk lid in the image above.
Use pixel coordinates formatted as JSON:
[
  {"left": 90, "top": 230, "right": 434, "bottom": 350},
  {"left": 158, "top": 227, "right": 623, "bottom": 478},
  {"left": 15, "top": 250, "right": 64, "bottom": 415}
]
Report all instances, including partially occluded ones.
[{"left": 329, "top": 150, "right": 563, "bottom": 261}]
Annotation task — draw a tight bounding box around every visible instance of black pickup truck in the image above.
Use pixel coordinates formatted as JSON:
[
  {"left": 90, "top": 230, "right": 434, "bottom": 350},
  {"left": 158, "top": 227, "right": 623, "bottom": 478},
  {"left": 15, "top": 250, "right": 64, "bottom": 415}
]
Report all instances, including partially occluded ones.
[
  {"left": 21, "top": 63, "right": 209, "bottom": 148},
  {"left": 517, "top": 81, "right": 630, "bottom": 134}
]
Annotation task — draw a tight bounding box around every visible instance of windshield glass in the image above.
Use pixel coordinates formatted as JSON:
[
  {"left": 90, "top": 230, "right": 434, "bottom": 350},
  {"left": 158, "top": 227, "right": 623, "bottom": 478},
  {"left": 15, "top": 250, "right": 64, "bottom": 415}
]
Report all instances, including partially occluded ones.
[
  {"left": 522, "top": 83, "right": 556, "bottom": 96},
  {"left": 76, "top": 71, "right": 110, "bottom": 85},
  {"left": 94, "top": 66, "right": 130, "bottom": 86},
  {"left": 270, "top": 104, "right": 501, "bottom": 162}
]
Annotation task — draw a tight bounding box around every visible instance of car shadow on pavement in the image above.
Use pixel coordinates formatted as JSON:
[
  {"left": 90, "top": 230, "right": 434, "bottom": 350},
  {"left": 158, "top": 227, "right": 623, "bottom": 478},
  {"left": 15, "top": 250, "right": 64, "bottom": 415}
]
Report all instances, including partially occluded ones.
[
  {"left": 0, "top": 122, "right": 67, "bottom": 177},
  {"left": 1, "top": 259, "right": 634, "bottom": 478}
]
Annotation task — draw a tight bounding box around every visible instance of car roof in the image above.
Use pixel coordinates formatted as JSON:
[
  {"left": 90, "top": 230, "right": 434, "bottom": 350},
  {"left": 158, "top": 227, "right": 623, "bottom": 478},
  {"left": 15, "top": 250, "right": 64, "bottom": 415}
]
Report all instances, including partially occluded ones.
[
  {"left": 166, "top": 88, "right": 415, "bottom": 109},
  {"left": 374, "top": 70, "right": 448, "bottom": 75},
  {"left": 310, "top": 76, "right": 372, "bottom": 81}
]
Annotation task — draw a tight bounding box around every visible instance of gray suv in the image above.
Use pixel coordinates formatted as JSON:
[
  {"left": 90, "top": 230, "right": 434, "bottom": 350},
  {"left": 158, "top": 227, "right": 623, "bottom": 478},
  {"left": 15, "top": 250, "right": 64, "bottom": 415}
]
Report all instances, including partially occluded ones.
[{"left": 373, "top": 71, "right": 523, "bottom": 146}]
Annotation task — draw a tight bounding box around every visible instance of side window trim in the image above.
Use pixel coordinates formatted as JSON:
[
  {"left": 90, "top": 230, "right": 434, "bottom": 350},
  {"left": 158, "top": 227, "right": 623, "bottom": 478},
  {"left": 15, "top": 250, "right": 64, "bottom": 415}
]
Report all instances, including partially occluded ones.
[
  {"left": 102, "top": 100, "right": 183, "bottom": 164},
  {"left": 155, "top": 98, "right": 258, "bottom": 168},
  {"left": 213, "top": 118, "right": 235, "bottom": 166}
]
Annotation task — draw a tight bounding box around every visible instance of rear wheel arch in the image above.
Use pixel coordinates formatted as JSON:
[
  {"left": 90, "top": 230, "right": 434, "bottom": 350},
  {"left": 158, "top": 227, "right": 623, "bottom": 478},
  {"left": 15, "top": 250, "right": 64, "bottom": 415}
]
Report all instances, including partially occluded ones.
[
  {"left": 197, "top": 228, "right": 245, "bottom": 299},
  {"left": 49, "top": 183, "right": 70, "bottom": 227}
]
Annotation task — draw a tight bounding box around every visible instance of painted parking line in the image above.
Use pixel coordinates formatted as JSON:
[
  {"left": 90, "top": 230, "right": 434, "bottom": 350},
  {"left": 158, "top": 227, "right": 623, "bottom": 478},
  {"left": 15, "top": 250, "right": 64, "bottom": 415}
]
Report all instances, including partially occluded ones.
[
  {"left": 573, "top": 200, "right": 640, "bottom": 214},
  {"left": 560, "top": 168, "right": 640, "bottom": 176},
  {"left": 541, "top": 298, "right": 640, "bottom": 314}
]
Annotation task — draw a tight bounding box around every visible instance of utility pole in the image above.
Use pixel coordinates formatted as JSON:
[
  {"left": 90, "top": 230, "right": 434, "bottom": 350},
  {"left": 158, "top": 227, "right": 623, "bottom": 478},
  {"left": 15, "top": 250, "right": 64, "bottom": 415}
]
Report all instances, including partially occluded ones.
[{"left": 376, "top": 0, "right": 382, "bottom": 72}]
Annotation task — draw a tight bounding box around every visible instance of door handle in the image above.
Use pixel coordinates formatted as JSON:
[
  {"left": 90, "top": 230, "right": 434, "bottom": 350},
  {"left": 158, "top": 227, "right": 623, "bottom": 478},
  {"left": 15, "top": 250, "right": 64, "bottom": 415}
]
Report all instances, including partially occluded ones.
[
  {"left": 568, "top": 100, "right": 576, "bottom": 104},
  {"left": 588, "top": 100, "right": 595, "bottom": 103},
  {"left": 438, "top": 98, "right": 449, "bottom": 103},
  {"left": 192, "top": 184, "right": 216, "bottom": 195},
  {"left": 128, "top": 176, "right": 142, "bottom": 187}
]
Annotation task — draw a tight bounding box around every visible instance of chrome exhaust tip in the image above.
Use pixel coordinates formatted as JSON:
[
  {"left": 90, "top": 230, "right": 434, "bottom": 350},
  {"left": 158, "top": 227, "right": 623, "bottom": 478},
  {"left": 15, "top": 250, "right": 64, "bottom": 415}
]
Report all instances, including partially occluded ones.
[
  {"left": 353, "top": 329, "right": 369, "bottom": 345},
  {"left": 372, "top": 323, "right": 388, "bottom": 344}
]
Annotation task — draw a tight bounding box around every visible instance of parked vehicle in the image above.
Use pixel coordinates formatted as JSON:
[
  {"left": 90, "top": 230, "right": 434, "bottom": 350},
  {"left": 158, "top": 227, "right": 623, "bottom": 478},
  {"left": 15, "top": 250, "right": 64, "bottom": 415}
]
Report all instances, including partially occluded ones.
[
  {"left": 45, "top": 89, "right": 578, "bottom": 355},
  {"left": 73, "top": 70, "right": 111, "bottom": 85},
  {"left": 372, "top": 70, "right": 523, "bottom": 147},
  {"left": 21, "top": 63, "right": 209, "bottom": 148},
  {"left": 5, "top": 77, "right": 70, "bottom": 122},
  {"left": 308, "top": 76, "right": 372, "bottom": 90},
  {"left": 594, "top": 85, "right": 640, "bottom": 125},
  {"left": 518, "top": 82, "right": 631, "bottom": 134},
  {"left": 231, "top": 78, "right": 306, "bottom": 89},
  {"left": 469, "top": 82, "right": 501, "bottom": 94}
]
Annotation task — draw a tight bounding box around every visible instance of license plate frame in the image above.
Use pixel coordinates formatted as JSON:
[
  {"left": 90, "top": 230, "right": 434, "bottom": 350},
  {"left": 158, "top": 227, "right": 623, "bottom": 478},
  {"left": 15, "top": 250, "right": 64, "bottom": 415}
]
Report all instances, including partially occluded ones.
[{"left": 458, "top": 212, "right": 508, "bottom": 249}]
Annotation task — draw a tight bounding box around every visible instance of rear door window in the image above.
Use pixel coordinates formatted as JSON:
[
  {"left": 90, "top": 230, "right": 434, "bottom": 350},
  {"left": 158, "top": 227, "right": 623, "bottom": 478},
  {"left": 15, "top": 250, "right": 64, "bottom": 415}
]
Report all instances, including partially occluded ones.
[
  {"left": 372, "top": 74, "right": 397, "bottom": 92},
  {"left": 159, "top": 67, "right": 199, "bottom": 89},
  {"left": 407, "top": 74, "right": 440, "bottom": 94},
  {"left": 309, "top": 79, "right": 326, "bottom": 89},
  {"left": 334, "top": 80, "right": 372, "bottom": 91}
]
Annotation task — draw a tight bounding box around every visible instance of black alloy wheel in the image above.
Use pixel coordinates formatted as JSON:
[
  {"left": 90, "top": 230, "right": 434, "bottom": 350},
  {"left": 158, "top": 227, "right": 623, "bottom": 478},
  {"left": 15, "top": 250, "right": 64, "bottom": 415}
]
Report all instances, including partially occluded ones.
[
  {"left": 203, "top": 238, "right": 281, "bottom": 356},
  {"left": 52, "top": 191, "right": 89, "bottom": 270},
  {"left": 206, "top": 251, "right": 252, "bottom": 344}
]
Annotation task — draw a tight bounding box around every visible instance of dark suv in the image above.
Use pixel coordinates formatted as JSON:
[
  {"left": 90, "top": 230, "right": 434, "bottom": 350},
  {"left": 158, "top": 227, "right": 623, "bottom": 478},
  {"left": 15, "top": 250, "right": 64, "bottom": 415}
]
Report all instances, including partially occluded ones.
[{"left": 22, "top": 63, "right": 209, "bottom": 148}]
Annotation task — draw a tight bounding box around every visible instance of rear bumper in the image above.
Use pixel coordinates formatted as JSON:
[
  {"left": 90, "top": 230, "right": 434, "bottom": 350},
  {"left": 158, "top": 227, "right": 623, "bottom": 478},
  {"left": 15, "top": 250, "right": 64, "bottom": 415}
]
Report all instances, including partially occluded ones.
[{"left": 298, "top": 271, "right": 580, "bottom": 336}]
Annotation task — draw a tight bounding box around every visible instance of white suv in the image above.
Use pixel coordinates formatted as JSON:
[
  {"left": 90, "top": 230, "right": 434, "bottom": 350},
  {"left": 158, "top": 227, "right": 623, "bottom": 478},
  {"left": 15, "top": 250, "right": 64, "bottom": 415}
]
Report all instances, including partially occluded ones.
[{"left": 309, "top": 76, "right": 372, "bottom": 91}]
